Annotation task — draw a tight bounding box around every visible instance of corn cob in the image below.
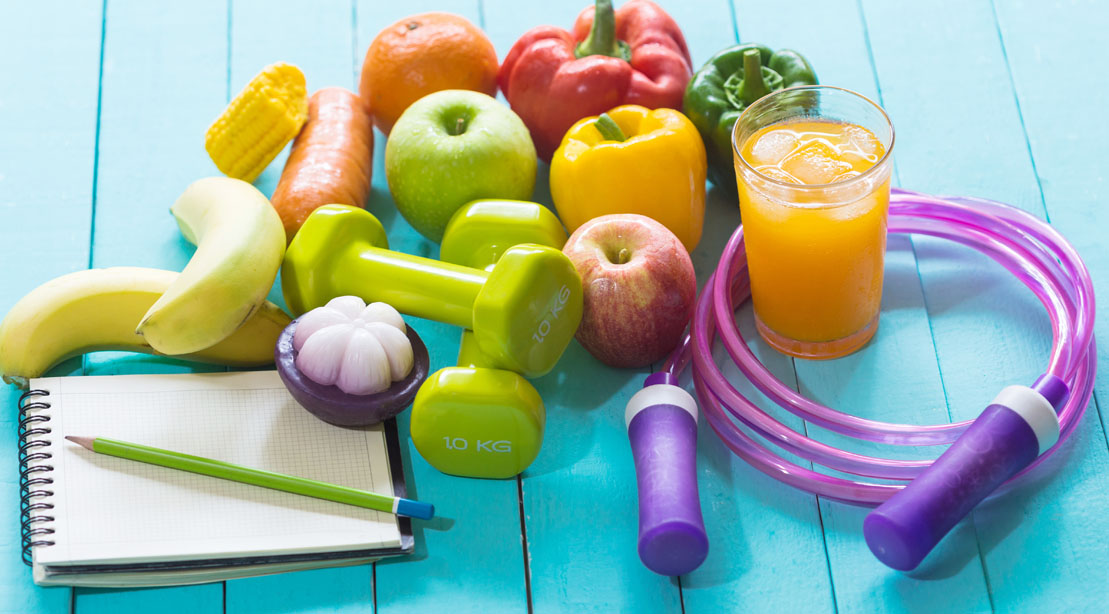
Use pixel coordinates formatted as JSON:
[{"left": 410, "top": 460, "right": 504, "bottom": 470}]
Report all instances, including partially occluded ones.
[{"left": 205, "top": 62, "right": 309, "bottom": 183}]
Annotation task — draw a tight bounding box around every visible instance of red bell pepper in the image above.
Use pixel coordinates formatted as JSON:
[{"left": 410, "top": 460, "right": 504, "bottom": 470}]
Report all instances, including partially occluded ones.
[{"left": 498, "top": 0, "right": 693, "bottom": 161}]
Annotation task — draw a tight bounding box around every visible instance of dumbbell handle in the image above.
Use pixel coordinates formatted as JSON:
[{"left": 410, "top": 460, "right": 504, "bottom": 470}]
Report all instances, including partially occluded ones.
[
  {"left": 340, "top": 246, "right": 489, "bottom": 330},
  {"left": 441, "top": 200, "right": 570, "bottom": 373},
  {"left": 457, "top": 329, "right": 495, "bottom": 368},
  {"left": 626, "top": 372, "right": 708, "bottom": 577},
  {"left": 864, "top": 376, "right": 1066, "bottom": 571}
]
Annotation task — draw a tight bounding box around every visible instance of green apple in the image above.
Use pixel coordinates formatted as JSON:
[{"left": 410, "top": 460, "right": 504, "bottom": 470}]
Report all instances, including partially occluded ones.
[{"left": 385, "top": 90, "right": 538, "bottom": 242}]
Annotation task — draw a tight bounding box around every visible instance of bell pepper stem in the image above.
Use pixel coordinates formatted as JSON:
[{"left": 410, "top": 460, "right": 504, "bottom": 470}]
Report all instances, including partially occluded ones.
[
  {"left": 575, "top": 0, "right": 632, "bottom": 61},
  {"left": 741, "top": 48, "right": 768, "bottom": 101},
  {"left": 594, "top": 113, "right": 627, "bottom": 142}
]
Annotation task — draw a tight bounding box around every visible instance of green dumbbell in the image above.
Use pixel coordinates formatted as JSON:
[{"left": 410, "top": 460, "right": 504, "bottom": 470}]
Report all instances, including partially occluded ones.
[
  {"left": 439, "top": 200, "right": 570, "bottom": 274},
  {"left": 411, "top": 200, "right": 567, "bottom": 479},
  {"left": 282, "top": 204, "right": 583, "bottom": 378}
]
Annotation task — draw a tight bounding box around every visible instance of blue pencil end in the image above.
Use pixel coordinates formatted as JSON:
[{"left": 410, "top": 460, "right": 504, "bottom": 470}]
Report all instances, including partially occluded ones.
[{"left": 396, "top": 498, "right": 434, "bottom": 520}]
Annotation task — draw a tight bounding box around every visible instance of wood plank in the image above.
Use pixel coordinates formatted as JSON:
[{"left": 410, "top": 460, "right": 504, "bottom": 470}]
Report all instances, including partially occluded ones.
[
  {"left": 810, "top": 239, "right": 993, "bottom": 611},
  {"left": 354, "top": 1, "right": 531, "bottom": 612},
  {"left": 482, "top": 0, "right": 579, "bottom": 63},
  {"left": 229, "top": 0, "right": 361, "bottom": 314},
  {"left": 483, "top": 1, "right": 729, "bottom": 611},
  {"left": 0, "top": 0, "right": 104, "bottom": 611},
  {"left": 1, "top": 2, "right": 1101, "bottom": 614},
  {"left": 683, "top": 308, "right": 837, "bottom": 614},
  {"left": 663, "top": 2, "right": 837, "bottom": 613},
  {"left": 220, "top": 1, "right": 375, "bottom": 610},
  {"left": 230, "top": 566, "right": 373, "bottom": 614},
  {"left": 861, "top": 0, "right": 1109, "bottom": 611},
  {"left": 980, "top": 1, "right": 1109, "bottom": 610},
  {"left": 526, "top": 350, "right": 679, "bottom": 613},
  {"left": 74, "top": 0, "right": 229, "bottom": 612},
  {"left": 736, "top": 1, "right": 991, "bottom": 612}
]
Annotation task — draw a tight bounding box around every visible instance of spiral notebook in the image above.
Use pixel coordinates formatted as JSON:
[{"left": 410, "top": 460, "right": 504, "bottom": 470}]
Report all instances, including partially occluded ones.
[{"left": 17, "top": 370, "right": 413, "bottom": 587}]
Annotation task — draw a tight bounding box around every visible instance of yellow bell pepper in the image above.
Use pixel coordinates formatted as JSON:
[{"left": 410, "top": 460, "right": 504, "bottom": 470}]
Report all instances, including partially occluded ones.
[{"left": 550, "top": 105, "right": 707, "bottom": 252}]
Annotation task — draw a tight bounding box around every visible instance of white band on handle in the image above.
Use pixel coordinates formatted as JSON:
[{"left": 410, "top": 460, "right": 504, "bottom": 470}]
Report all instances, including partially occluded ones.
[
  {"left": 625, "top": 384, "right": 698, "bottom": 429},
  {"left": 993, "top": 385, "right": 1060, "bottom": 455}
]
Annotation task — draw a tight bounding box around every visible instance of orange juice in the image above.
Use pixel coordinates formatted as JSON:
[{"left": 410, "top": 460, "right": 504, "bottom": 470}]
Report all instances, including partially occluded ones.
[{"left": 736, "top": 119, "right": 892, "bottom": 359}]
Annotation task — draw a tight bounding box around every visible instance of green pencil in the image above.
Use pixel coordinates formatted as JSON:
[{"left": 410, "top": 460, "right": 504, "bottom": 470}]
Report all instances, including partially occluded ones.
[{"left": 65, "top": 435, "right": 434, "bottom": 520}]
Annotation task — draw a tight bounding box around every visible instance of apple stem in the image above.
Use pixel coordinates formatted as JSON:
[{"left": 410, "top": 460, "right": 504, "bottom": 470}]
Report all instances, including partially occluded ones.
[
  {"left": 450, "top": 116, "right": 468, "bottom": 136},
  {"left": 617, "top": 247, "right": 630, "bottom": 264}
]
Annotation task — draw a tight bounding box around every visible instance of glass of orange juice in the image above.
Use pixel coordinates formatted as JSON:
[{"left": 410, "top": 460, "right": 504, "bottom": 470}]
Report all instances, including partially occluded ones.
[{"left": 732, "top": 86, "right": 894, "bottom": 359}]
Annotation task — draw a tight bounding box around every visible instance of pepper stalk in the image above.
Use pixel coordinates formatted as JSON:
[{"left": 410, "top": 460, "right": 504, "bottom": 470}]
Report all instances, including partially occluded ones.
[
  {"left": 723, "top": 48, "right": 786, "bottom": 110},
  {"left": 575, "top": 0, "right": 632, "bottom": 61},
  {"left": 594, "top": 113, "right": 628, "bottom": 142}
]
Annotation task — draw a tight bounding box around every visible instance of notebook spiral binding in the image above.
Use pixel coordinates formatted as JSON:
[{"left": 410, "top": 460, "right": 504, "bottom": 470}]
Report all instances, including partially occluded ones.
[{"left": 19, "top": 389, "right": 55, "bottom": 566}]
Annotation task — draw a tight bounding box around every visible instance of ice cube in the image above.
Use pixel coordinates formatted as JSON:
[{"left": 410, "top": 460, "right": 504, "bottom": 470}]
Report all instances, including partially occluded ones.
[
  {"left": 779, "top": 140, "right": 854, "bottom": 185},
  {"left": 753, "top": 165, "right": 801, "bottom": 184},
  {"left": 749, "top": 129, "right": 800, "bottom": 165},
  {"left": 840, "top": 124, "right": 882, "bottom": 162},
  {"left": 832, "top": 169, "right": 862, "bottom": 182}
]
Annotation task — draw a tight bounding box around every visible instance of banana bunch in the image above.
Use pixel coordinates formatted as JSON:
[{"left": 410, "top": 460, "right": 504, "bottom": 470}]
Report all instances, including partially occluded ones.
[{"left": 0, "top": 178, "right": 288, "bottom": 387}]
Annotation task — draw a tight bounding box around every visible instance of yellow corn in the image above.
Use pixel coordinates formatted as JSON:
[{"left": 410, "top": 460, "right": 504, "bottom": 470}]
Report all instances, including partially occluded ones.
[{"left": 205, "top": 62, "right": 308, "bottom": 183}]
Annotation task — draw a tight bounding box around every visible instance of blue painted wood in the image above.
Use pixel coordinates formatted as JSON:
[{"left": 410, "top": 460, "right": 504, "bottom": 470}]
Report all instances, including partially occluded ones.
[
  {"left": 527, "top": 349, "right": 679, "bottom": 613},
  {"left": 683, "top": 305, "right": 837, "bottom": 614},
  {"left": 484, "top": 1, "right": 715, "bottom": 610},
  {"left": 862, "top": 1, "right": 1109, "bottom": 612},
  {"left": 1, "top": 2, "right": 1107, "bottom": 613},
  {"left": 979, "top": 1, "right": 1109, "bottom": 611},
  {"left": 220, "top": 2, "right": 377, "bottom": 610},
  {"left": 230, "top": 566, "right": 373, "bottom": 614},
  {"left": 731, "top": 3, "right": 993, "bottom": 612},
  {"left": 74, "top": 1, "right": 230, "bottom": 612},
  {"left": 482, "top": 0, "right": 581, "bottom": 62},
  {"left": 229, "top": 0, "right": 361, "bottom": 315},
  {"left": 0, "top": 0, "right": 103, "bottom": 611},
  {"left": 654, "top": 2, "right": 839, "bottom": 613},
  {"left": 354, "top": 2, "right": 531, "bottom": 613}
]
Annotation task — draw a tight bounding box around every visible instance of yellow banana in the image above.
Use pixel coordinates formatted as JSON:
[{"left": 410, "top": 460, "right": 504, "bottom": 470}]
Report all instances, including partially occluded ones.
[
  {"left": 137, "top": 177, "right": 286, "bottom": 355},
  {"left": 0, "top": 267, "right": 291, "bottom": 387}
]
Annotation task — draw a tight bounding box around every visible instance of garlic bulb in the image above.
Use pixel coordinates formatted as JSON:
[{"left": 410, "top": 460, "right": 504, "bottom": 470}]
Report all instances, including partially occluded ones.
[{"left": 293, "top": 296, "right": 413, "bottom": 395}]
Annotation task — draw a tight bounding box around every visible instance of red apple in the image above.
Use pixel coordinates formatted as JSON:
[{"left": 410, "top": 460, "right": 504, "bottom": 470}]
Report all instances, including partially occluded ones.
[{"left": 562, "top": 214, "right": 697, "bottom": 368}]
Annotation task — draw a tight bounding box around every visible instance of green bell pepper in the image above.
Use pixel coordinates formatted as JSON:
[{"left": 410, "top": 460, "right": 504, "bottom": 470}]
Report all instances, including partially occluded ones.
[{"left": 683, "top": 44, "right": 818, "bottom": 196}]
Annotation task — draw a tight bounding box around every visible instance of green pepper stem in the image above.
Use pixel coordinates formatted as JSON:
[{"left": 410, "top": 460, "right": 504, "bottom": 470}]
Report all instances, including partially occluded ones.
[
  {"left": 742, "top": 49, "right": 768, "bottom": 101},
  {"left": 594, "top": 113, "right": 627, "bottom": 142},
  {"left": 574, "top": 0, "right": 632, "bottom": 61}
]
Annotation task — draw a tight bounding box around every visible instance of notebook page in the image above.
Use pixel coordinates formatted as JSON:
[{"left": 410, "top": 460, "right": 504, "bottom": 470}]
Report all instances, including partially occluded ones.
[{"left": 33, "top": 371, "right": 401, "bottom": 566}]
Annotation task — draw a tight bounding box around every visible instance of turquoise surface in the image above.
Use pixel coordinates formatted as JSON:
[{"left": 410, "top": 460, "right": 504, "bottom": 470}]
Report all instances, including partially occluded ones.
[{"left": 1, "top": 0, "right": 1106, "bottom": 612}]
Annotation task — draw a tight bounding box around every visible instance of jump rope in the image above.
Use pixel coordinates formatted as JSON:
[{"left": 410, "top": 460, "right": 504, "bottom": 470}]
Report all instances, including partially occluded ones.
[{"left": 625, "top": 188, "right": 1095, "bottom": 574}]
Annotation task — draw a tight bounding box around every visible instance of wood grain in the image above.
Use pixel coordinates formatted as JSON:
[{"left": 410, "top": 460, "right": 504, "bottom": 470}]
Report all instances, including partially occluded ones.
[
  {"left": 356, "top": 2, "right": 532, "bottom": 613},
  {"left": 0, "top": 1, "right": 104, "bottom": 611},
  {"left": 222, "top": 1, "right": 373, "bottom": 610},
  {"left": 982, "top": 1, "right": 1109, "bottom": 610},
  {"left": 0, "top": 1, "right": 1106, "bottom": 613},
  {"left": 74, "top": 1, "right": 229, "bottom": 612}
]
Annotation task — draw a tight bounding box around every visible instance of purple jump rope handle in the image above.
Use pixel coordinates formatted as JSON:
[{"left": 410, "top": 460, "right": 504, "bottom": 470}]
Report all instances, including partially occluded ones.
[
  {"left": 864, "top": 375, "right": 1067, "bottom": 571},
  {"left": 626, "top": 372, "right": 709, "bottom": 577}
]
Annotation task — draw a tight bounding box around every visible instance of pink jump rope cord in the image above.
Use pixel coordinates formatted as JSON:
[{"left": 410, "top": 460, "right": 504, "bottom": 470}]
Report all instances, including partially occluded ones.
[{"left": 663, "top": 188, "right": 1096, "bottom": 505}]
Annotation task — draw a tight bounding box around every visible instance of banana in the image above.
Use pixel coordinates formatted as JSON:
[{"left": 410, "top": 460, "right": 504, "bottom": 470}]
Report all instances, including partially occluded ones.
[
  {"left": 136, "top": 177, "right": 286, "bottom": 355},
  {"left": 0, "top": 267, "right": 291, "bottom": 387}
]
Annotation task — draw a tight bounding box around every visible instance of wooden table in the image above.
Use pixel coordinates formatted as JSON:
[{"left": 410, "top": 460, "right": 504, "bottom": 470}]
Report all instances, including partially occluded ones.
[{"left": 2, "top": 1, "right": 1106, "bottom": 612}]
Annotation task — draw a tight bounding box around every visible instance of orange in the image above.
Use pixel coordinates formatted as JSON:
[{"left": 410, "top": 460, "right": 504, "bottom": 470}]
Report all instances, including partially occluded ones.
[{"left": 359, "top": 13, "right": 499, "bottom": 135}]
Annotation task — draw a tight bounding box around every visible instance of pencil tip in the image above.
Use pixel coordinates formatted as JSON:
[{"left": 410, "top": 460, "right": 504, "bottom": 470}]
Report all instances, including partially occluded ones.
[{"left": 66, "top": 435, "right": 95, "bottom": 450}]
